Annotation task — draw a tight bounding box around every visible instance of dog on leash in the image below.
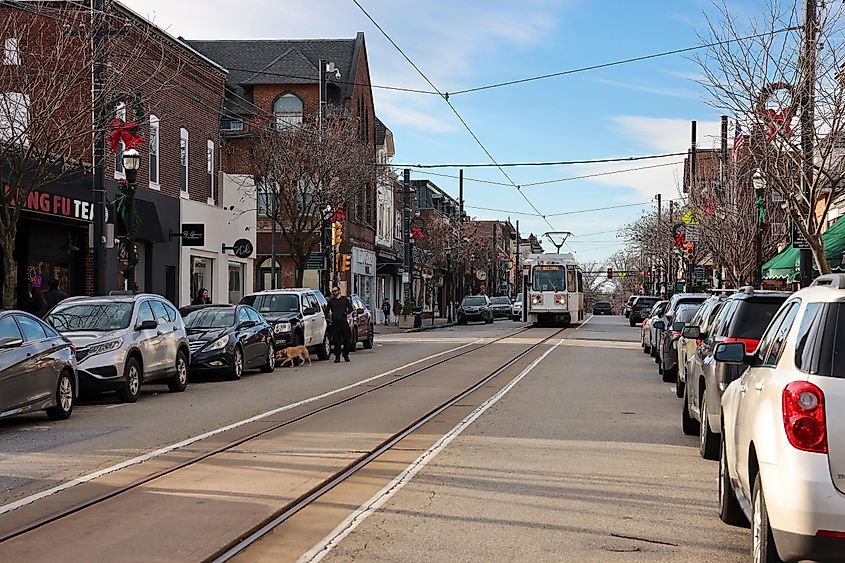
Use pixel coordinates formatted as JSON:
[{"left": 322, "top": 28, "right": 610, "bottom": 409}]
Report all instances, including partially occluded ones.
[{"left": 277, "top": 345, "right": 311, "bottom": 368}]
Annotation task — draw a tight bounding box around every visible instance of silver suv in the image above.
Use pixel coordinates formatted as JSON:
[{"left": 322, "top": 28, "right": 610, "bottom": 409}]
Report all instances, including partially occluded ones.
[{"left": 45, "top": 294, "right": 189, "bottom": 403}]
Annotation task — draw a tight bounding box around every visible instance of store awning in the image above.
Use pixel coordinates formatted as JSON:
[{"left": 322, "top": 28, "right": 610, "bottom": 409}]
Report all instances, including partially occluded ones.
[
  {"left": 116, "top": 199, "right": 165, "bottom": 243},
  {"left": 763, "top": 218, "right": 845, "bottom": 280}
]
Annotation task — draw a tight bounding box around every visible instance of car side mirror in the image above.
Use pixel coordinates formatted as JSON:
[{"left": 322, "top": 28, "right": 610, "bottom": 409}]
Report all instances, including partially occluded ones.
[
  {"left": 672, "top": 321, "right": 686, "bottom": 332},
  {"left": 653, "top": 321, "right": 666, "bottom": 331},
  {"left": 239, "top": 320, "right": 257, "bottom": 329},
  {"left": 356, "top": 307, "right": 365, "bottom": 314},
  {"left": 0, "top": 336, "right": 23, "bottom": 349},
  {"left": 714, "top": 341, "right": 747, "bottom": 364},
  {"left": 682, "top": 326, "right": 701, "bottom": 339},
  {"left": 136, "top": 319, "right": 158, "bottom": 331},
  {"left": 303, "top": 306, "right": 317, "bottom": 316}
]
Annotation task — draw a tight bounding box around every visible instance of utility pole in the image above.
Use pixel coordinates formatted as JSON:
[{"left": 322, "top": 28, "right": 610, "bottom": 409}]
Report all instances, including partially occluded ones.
[
  {"left": 718, "top": 115, "right": 728, "bottom": 290},
  {"left": 799, "top": 0, "right": 817, "bottom": 287},
  {"left": 92, "top": 0, "right": 108, "bottom": 295},
  {"left": 668, "top": 199, "right": 675, "bottom": 295},
  {"left": 515, "top": 219, "right": 520, "bottom": 296},
  {"left": 688, "top": 120, "right": 697, "bottom": 292},
  {"left": 491, "top": 222, "right": 497, "bottom": 295},
  {"left": 656, "top": 193, "right": 661, "bottom": 296},
  {"left": 458, "top": 169, "right": 464, "bottom": 301},
  {"left": 403, "top": 169, "right": 411, "bottom": 305}
]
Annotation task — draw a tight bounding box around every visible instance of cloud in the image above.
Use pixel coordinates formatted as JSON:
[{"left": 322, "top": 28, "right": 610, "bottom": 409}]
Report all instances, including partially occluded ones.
[{"left": 589, "top": 77, "right": 700, "bottom": 100}]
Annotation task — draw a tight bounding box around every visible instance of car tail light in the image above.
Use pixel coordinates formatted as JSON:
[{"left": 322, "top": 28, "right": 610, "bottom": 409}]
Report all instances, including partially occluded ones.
[
  {"left": 672, "top": 330, "right": 682, "bottom": 338},
  {"left": 816, "top": 530, "right": 845, "bottom": 539},
  {"left": 70, "top": 344, "right": 77, "bottom": 355},
  {"left": 782, "top": 381, "right": 827, "bottom": 454},
  {"left": 554, "top": 294, "right": 565, "bottom": 304},
  {"left": 532, "top": 294, "right": 542, "bottom": 305},
  {"left": 723, "top": 337, "right": 760, "bottom": 353}
]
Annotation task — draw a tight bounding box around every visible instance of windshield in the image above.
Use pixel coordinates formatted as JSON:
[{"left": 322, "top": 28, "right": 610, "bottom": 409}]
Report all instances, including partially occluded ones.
[
  {"left": 46, "top": 302, "right": 134, "bottom": 332},
  {"left": 183, "top": 308, "right": 235, "bottom": 329},
  {"left": 242, "top": 294, "right": 300, "bottom": 314},
  {"left": 462, "top": 297, "right": 487, "bottom": 307},
  {"left": 532, "top": 265, "right": 566, "bottom": 291},
  {"left": 515, "top": 293, "right": 522, "bottom": 301},
  {"left": 491, "top": 297, "right": 510, "bottom": 305}
]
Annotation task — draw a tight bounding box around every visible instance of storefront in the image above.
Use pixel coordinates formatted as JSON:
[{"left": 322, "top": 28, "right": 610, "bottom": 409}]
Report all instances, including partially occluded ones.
[
  {"left": 376, "top": 246, "right": 402, "bottom": 322},
  {"left": 351, "top": 246, "right": 376, "bottom": 312}
]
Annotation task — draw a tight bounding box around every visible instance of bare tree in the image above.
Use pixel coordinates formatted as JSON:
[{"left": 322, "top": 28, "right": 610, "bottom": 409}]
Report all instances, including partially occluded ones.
[
  {"left": 697, "top": 0, "right": 845, "bottom": 274},
  {"left": 248, "top": 108, "right": 376, "bottom": 287}
]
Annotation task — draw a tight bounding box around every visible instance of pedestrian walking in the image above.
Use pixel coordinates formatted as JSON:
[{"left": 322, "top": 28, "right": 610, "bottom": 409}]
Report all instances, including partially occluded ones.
[
  {"left": 325, "top": 285, "right": 353, "bottom": 363},
  {"left": 27, "top": 287, "right": 49, "bottom": 318},
  {"left": 43, "top": 278, "right": 68, "bottom": 309},
  {"left": 393, "top": 299, "right": 402, "bottom": 326},
  {"left": 381, "top": 298, "right": 391, "bottom": 326},
  {"left": 191, "top": 288, "right": 211, "bottom": 305}
]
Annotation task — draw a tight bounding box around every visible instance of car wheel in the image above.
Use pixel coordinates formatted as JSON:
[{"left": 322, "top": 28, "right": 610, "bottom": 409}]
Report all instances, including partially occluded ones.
[
  {"left": 699, "top": 391, "right": 719, "bottom": 460},
  {"left": 720, "top": 430, "right": 749, "bottom": 526},
  {"left": 117, "top": 356, "right": 141, "bottom": 403},
  {"left": 351, "top": 327, "right": 359, "bottom": 352},
  {"left": 661, "top": 357, "right": 675, "bottom": 383},
  {"left": 260, "top": 339, "right": 276, "bottom": 372},
  {"left": 752, "top": 473, "right": 782, "bottom": 563},
  {"left": 46, "top": 370, "right": 74, "bottom": 421},
  {"left": 629, "top": 319, "right": 636, "bottom": 327},
  {"left": 316, "top": 335, "right": 330, "bottom": 361},
  {"left": 167, "top": 351, "right": 189, "bottom": 392},
  {"left": 675, "top": 376, "right": 685, "bottom": 399},
  {"left": 643, "top": 342, "right": 651, "bottom": 354},
  {"left": 226, "top": 347, "right": 243, "bottom": 381},
  {"left": 362, "top": 325, "right": 374, "bottom": 349},
  {"left": 682, "top": 386, "right": 699, "bottom": 436}
]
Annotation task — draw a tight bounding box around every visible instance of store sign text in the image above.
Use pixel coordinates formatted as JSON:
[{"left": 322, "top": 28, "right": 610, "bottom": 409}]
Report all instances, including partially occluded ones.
[{"left": 5, "top": 185, "right": 94, "bottom": 221}]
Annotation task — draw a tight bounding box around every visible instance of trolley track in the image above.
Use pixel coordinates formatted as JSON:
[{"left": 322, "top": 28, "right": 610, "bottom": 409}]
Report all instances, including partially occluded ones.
[{"left": 0, "top": 325, "right": 540, "bottom": 545}]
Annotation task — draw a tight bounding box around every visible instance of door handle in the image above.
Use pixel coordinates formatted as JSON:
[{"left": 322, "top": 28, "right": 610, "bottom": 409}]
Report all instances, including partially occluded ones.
[
  {"left": 740, "top": 383, "right": 748, "bottom": 394},
  {"left": 156, "top": 331, "right": 164, "bottom": 336},
  {"left": 754, "top": 382, "right": 764, "bottom": 391}
]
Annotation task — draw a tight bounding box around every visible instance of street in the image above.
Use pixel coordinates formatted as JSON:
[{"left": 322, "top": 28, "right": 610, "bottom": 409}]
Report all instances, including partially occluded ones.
[{"left": 0, "top": 316, "right": 747, "bottom": 561}]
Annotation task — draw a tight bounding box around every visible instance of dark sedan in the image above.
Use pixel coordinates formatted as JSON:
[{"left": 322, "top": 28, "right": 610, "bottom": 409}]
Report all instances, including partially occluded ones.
[
  {"left": 457, "top": 296, "right": 494, "bottom": 325},
  {"left": 350, "top": 294, "right": 374, "bottom": 350},
  {"left": 489, "top": 296, "right": 512, "bottom": 319},
  {"left": 180, "top": 304, "right": 275, "bottom": 380},
  {"left": 592, "top": 302, "right": 613, "bottom": 315},
  {"left": 0, "top": 310, "right": 77, "bottom": 420}
]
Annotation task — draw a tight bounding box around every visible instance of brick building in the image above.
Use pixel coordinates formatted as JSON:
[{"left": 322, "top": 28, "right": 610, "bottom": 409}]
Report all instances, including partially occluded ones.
[{"left": 190, "top": 34, "right": 378, "bottom": 308}]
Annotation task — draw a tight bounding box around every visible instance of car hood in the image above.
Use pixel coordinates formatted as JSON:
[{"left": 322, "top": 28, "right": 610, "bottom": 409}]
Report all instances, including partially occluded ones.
[
  {"left": 261, "top": 312, "right": 301, "bottom": 323},
  {"left": 62, "top": 330, "right": 126, "bottom": 347},
  {"left": 187, "top": 328, "right": 228, "bottom": 342}
]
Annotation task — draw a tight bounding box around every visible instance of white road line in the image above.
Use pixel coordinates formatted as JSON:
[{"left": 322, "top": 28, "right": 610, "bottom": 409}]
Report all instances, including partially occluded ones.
[
  {"left": 298, "top": 336, "right": 566, "bottom": 563},
  {"left": 0, "top": 339, "right": 487, "bottom": 516}
]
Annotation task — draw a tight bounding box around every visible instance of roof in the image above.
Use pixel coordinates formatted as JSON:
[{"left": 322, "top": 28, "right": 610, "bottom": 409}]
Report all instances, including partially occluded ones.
[
  {"left": 188, "top": 35, "right": 363, "bottom": 115},
  {"left": 763, "top": 217, "right": 845, "bottom": 280},
  {"left": 375, "top": 117, "right": 387, "bottom": 146}
]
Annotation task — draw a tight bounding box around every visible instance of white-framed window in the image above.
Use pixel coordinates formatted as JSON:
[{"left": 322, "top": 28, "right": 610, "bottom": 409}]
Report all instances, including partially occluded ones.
[
  {"left": 0, "top": 92, "right": 29, "bottom": 142},
  {"left": 180, "top": 128, "right": 188, "bottom": 196},
  {"left": 149, "top": 115, "right": 159, "bottom": 187},
  {"left": 273, "top": 93, "right": 303, "bottom": 129},
  {"left": 4, "top": 38, "right": 19, "bottom": 65},
  {"left": 207, "top": 139, "right": 214, "bottom": 203},
  {"left": 114, "top": 102, "right": 126, "bottom": 178}
]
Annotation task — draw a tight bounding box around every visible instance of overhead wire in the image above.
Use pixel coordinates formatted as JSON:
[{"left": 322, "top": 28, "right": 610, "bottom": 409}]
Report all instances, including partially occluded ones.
[{"left": 393, "top": 152, "right": 687, "bottom": 168}]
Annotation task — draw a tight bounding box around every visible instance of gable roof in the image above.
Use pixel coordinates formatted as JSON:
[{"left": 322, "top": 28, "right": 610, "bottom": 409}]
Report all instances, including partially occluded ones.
[
  {"left": 375, "top": 117, "right": 387, "bottom": 146},
  {"left": 241, "top": 48, "right": 319, "bottom": 86}
]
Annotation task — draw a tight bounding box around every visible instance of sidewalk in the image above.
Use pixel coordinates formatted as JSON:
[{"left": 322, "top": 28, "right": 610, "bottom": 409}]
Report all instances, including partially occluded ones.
[{"left": 373, "top": 317, "right": 455, "bottom": 335}]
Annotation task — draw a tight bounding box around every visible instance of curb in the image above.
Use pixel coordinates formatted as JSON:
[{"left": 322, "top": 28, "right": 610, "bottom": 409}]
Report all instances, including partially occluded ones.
[{"left": 405, "top": 322, "right": 457, "bottom": 333}]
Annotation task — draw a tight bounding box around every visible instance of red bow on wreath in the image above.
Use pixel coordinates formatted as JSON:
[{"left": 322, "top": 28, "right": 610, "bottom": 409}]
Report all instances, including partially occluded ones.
[
  {"left": 108, "top": 119, "right": 143, "bottom": 152},
  {"left": 760, "top": 108, "right": 794, "bottom": 141},
  {"left": 410, "top": 226, "right": 424, "bottom": 241},
  {"left": 331, "top": 208, "right": 346, "bottom": 222},
  {"left": 674, "top": 232, "right": 686, "bottom": 247}
]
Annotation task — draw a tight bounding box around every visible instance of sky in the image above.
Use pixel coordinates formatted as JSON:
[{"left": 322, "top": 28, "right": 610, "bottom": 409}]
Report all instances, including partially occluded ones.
[{"left": 121, "top": 0, "right": 751, "bottom": 263}]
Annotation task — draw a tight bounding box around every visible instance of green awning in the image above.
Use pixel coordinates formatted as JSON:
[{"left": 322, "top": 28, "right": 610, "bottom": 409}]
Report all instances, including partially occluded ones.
[{"left": 763, "top": 217, "right": 845, "bottom": 280}]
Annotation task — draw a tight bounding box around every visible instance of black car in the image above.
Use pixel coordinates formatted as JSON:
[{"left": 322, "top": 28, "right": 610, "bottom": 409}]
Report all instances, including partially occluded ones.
[
  {"left": 592, "top": 302, "right": 613, "bottom": 315},
  {"left": 0, "top": 310, "right": 77, "bottom": 420},
  {"left": 653, "top": 302, "right": 700, "bottom": 382},
  {"left": 180, "top": 304, "right": 275, "bottom": 380},
  {"left": 628, "top": 296, "right": 659, "bottom": 326},
  {"left": 457, "top": 295, "right": 494, "bottom": 325},
  {"left": 489, "top": 296, "right": 512, "bottom": 319}
]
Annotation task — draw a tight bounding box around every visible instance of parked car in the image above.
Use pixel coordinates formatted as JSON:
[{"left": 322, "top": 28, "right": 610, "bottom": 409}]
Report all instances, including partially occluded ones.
[
  {"left": 681, "top": 286, "right": 791, "bottom": 459},
  {"left": 717, "top": 274, "right": 845, "bottom": 563},
  {"left": 622, "top": 296, "right": 636, "bottom": 318},
  {"left": 179, "top": 304, "right": 275, "bottom": 380},
  {"left": 240, "top": 289, "right": 330, "bottom": 361},
  {"left": 675, "top": 295, "right": 725, "bottom": 398},
  {"left": 0, "top": 310, "right": 77, "bottom": 420},
  {"left": 45, "top": 294, "right": 189, "bottom": 403},
  {"left": 592, "top": 301, "right": 613, "bottom": 315},
  {"left": 490, "top": 296, "right": 512, "bottom": 319},
  {"left": 654, "top": 303, "right": 700, "bottom": 382},
  {"left": 651, "top": 293, "right": 708, "bottom": 364},
  {"left": 512, "top": 293, "right": 523, "bottom": 321},
  {"left": 641, "top": 300, "right": 668, "bottom": 354},
  {"left": 349, "top": 294, "right": 374, "bottom": 350},
  {"left": 457, "top": 295, "right": 494, "bottom": 325},
  {"left": 628, "top": 295, "right": 659, "bottom": 326}
]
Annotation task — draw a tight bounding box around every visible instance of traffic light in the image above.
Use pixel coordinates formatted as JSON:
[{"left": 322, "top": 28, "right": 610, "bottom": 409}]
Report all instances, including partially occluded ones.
[
  {"left": 644, "top": 269, "right": 650, "bottom": 279},
  {"left": 340, "top": 254, "right": 351, "bottom": 272},
  {"left": 607, "top": 267, "right": 613, "bottom": 279},
  {"left": 684, "top": 242, "right": 695, "bottom": 260},
  {"left": 331, "top": 221, "right": 343, "bottom": 246}
]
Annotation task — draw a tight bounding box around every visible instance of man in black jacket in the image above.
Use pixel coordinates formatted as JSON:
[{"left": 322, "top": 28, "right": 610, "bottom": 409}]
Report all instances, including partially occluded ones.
[{"left": 325, "top": 285, "right": 353, "bottom": 363}]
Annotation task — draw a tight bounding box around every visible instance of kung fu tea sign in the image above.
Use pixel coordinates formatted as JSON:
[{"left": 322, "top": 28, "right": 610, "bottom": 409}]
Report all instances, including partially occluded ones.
[{"left": 6, "top": 185, "right": 94, "bottom": 221}]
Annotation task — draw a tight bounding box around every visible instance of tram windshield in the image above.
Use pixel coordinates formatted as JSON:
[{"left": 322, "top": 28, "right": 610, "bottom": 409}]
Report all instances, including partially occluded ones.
[{"left": 532, "top": 265, "right": 566, "bottom": 292}]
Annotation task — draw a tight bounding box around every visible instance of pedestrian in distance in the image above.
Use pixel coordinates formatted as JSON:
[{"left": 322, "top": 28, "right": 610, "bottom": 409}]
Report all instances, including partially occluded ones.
[
  {"left": 43, "top": 278, "right": 68, "bottom": 309},
  {"left": 381, "top": 298, "right": 391, "bottom": 326},
  {"left": 28, "top": 287, "right": 49, "bottom": 318},
  {"left": 393, "top": 299, "right": 402, "bottom": 326},
  {"left": 325, "top": 285, "right": 353, "bottom": 363},
  {"left": 191, "top": 287, "right": 211, "bottom": 305}
]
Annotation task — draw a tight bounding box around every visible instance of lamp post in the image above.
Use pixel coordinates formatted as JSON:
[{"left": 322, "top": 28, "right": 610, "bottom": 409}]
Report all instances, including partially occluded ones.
[
  {"left": 445, "top": 244, "right": 453, "bottom": 322},
  {"left": 752, "top": 168, "right": 766, "bottom": 288},
  {"left": 121, "top": 148, "right": 141, "bottom": 292}
]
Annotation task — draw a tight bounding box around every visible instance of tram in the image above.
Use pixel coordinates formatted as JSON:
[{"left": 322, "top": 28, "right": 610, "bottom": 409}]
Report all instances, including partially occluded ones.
[{"left": 521, "top": 253, "right": 584, "bottom": 327}]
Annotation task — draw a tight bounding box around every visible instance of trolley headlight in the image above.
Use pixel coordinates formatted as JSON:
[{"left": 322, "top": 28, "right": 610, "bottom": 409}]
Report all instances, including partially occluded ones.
[
  {"left": 532, "top": 294, "right": 542, "bottom": 304},
  {"left": 554, "top": 294, "right": 566, "bottom": 305}
]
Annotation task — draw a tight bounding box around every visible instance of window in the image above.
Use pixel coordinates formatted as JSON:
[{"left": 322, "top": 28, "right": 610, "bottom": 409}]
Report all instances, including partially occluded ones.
[
  {"left": 4, "top": 38, "right": 19, "bottom": 65},
  {"left": 16, "top": 315, "right": 47, "bottom": 341},
  {"left": 273, "top": 93, "right": 303, "bottom": 129},
  {"left": 761, "top": 302, "right": 799, "bottom": 366},
  {"left": 246, "top": 308, "right": 261, "bottom": 323},
  {"left": 306, "top": 293, "right": 320, "bottom": 311},
  {"left": 207, "top": 139, "right": 214, "bottom": 202},
  {"left": 115, "top": 102, "right": 126, "bottom": 177},
  {"left": 180, "top": 128, "right": 188, "bottom": 195},
  {"left": 364, "top": 186, "right": 372, "bottom": 225},
  {"left": 136, "top": 302, "right": 156, "bottom": 326},
  {"left": 238, "top": 307, "right": 250, "bottom": 324},
  {"left": 163, "top": 302, "right": 179, "bottom": 323},
  {"left": 0, "top": 92, "right": 29, "bottom": 142},
  {"left": 796, "top": 303, "right": 825, "bottom": 373},
  {"left": 225, "top": 119, "right": 243, "bottom": 131},
  {"left": 150, "top": 301, "right": 169, "bottom": 325},
  {"left": 257, "top": 182, "right": 273, "bottom": 217},
  {"left": 149, "top": 115, "right": 159, "bottom": 185},
  {"left": 0, "top": 315, "right": 21, "bottom": 341},
  {"left": 228, "top": 262, "right": 244, "bottom": 304},
  {"left": 190, "top": 256, "right": 213, "bottom": 302}
]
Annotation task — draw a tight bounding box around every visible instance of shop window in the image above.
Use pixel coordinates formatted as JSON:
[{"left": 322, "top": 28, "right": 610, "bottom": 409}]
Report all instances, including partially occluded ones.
[
  {"left": 149, "top": 115, "right": 159, "bottom": 186},
  {"left": 180, "top": 128, "right": 189, "bottom": 196},
  {"left": 4, "top": 38, "right": 19, "bottom": 65},
  {"left": 228, "top": 262, "right": 244, "bottom": 304},
  {"left": 207, "top": 139, "right": 214, "bottom": 202},
  {"left": 190, "top": 256, "right": 213, "bottom": 302},
  {"left": 273, "top": 93, "right": 303, "bottom": 129}
]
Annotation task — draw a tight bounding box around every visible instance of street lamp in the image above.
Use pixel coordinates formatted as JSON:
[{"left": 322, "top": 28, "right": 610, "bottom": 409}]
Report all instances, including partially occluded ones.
[
  {"left": 121, "top": 148, "right": 141, "bottom": 291},
  {"left": 445, "top": 243, "right": 453, "bottom": 322},
  {"left": 752, "top": 169, "right": 766, "bottom": 288}
]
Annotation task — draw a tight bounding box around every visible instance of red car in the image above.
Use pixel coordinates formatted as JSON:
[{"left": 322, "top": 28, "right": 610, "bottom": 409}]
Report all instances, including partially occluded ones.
[{"left": 349, "top": 294, "right": 374, "bottom": 351}]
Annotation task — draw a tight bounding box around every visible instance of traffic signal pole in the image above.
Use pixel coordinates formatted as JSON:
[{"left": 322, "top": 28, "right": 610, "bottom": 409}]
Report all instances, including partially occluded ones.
[{"left": 687, "top": 121, "right": 697, "bottom": 292}]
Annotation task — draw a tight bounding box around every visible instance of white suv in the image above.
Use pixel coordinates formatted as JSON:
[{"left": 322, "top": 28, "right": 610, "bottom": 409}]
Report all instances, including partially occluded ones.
[{"left": 717, "top": 274, "right": 845, "bottom": 562}]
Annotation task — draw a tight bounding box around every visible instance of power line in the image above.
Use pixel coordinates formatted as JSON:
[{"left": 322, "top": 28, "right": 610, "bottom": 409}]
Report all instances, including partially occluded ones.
[
  {"left": 448, "top": 26, "right": 800, "bottom": 96},
  {"left": 522, "top": 160, "right": 684, "bottom": 187},
  {"left": 224, "top": 66, "right": 439, "bottom": 95},
  {"left": 394, "top": 152, "right": 687, "bottom": 169},
  {"left": 463, "top": 201, "right": 651, "bottom": 218}
]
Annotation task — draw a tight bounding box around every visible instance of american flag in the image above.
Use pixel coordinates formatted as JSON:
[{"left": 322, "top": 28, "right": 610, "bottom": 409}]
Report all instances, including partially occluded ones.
[{"left": 731, "top": 122, "right": 745, "bottom": 162}]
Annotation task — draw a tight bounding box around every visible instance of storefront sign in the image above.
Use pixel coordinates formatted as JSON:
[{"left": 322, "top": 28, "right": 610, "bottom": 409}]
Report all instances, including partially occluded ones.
[
  {"left": 791, "top": 221, "right": 811, "bottom": 250},
  {"left": 181, "top": 224, "right": 205, "bottom": 246},
  {"left": 7, "top": 187, "right": 94, "bottom": 221},
  {"left": 351, "top": 247, "right": 376, "bottom": 276},
  {"left": 231, "top": 238, "right": 254, "bottom": 258}
]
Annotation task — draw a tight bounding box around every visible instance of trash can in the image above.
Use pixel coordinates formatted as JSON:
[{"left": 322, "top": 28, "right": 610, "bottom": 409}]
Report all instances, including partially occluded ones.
[{"left": 413, "top": 307, "right": 423, "bottom": 328}]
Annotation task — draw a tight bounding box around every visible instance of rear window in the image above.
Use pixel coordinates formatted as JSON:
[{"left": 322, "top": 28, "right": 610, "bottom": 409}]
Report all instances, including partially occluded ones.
[
  {"left": 675, "top": 305, "right": 699, "bottom": 323},
  {"left": 491, "top": 297, "right": 510, "bottom": 305},
  {"left": 635, "top": 298, "right": 658, "bottom": 308},
  {"left": 728, "top": 299, "right": 786, "bottom": 339},
  {"left": 795, "top": 302, "right": 845, "bottom": 378}
]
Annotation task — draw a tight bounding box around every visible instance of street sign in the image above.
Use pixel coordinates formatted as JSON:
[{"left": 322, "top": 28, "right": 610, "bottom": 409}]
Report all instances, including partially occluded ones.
[
  {"left": 694, "top": 267, "right": 705, "bottom": 281},
  {"left": 305, "top": 252, "right": 325, "bottom": 270},
  {"left": 685, "top": 224, "right": 700, "bottom": 243},
  {"left": 681, "top": 210, "right": 700, "bottom": 225},
  {"left": 791, "top": 221, "right": 811, "bottom": 250},
  {"left": 476, "top": 270, "right": 487, "bottom": 281}
]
